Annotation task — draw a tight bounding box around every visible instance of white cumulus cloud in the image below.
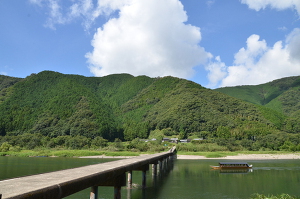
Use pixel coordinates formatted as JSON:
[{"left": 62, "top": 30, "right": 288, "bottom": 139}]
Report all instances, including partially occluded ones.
[
  {"left": 207, "top": 28, "right": 300, "bottom": 88},
  {"left": 206, "top": 0, "right": 300, "bottom": 88},
  {"left": 29, "top": 0, "right": 211, "bottom": 79},
  {"left": 287, "top": 28, "right": 300, "bottom": 63},
  {"left": 241, "top": 0, "right": 300, "bottom": 15},
  {"left": 205, "top": 56, "right": 227, "bottom": 88},
  {"left": 86, "top": 0, "right": 210, "bottom": 78}
]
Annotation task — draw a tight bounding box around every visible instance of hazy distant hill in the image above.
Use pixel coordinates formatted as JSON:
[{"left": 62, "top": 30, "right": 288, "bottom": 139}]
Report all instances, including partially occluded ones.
[
  {"left": 0, "top": 71, "right": 298, "bottom": 142},
  {"left": 215, "top": 76, "right": 300, "bottom": 117}
]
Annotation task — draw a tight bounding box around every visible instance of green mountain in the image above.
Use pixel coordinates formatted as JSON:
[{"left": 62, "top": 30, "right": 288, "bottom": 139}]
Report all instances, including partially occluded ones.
[
  {"left": 0, "top": 75, "right": 22, "bottom": 103},
  {"left": 215, "top": 76, "right": 300, "bottom": 117},
  {"left": 0, "top": 71, "right": 298, "bottom": 145}
]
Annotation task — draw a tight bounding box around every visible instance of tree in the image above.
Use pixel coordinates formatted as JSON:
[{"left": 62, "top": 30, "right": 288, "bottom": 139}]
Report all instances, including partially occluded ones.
[
  {"left": 91, "top": 136, "right": 108, "bottom": 149},
  {"left": 0, "top": 142, "right": 11, "bottom": 152},
  {"left": 178, "top": 126, "right": 187, "bottom": 140},
  {"left": 113, "top": 138, "right": 124, "bottom": 151},
  {"left": 216, "top": 126, "right": 231, "bottom": 138},
  {"left": 65, "top": 136, "right": 91, "bottom": 149}
]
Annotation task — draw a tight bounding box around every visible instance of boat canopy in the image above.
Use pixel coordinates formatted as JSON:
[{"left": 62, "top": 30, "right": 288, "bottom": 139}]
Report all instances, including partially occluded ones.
[{"left": 219, "top": 162, "right": 250, "bottom": 166}]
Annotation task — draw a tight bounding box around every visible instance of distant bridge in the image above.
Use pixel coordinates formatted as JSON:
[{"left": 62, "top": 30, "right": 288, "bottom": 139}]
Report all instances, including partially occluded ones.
[{"left": 0, "top": 147, "right": 176, "bottom": 199}]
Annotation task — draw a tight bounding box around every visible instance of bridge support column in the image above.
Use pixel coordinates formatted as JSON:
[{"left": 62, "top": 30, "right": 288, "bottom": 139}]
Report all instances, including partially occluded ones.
[
  {"left": 127, "top": 171, "right": 132, "bottom": 188},
  {"left": 142, "top": 169, "right": 147, "bottom": 189},
  {"left": 151, "top": 164, "right": 158, "bottom": 187},
  {"left": 164, "top": 158, "right": 168, "bottom": 170},
  {"left": 114, "top": 186, "right": 121, "bottom": 199},
  {"left": 159, "top": 160, "right": 163, "bottom": 173},
  {"left": 98, "top": 173, "right": 126, "bottom": 199},
  {"left": 90, "top": 186, "right": 98, "bottom": 199},
  {"left": 134, "top": 164, "right": 149, "bottom": 189},
  {"left": 152, "top": 164, "right": 157, "bottom": 176}
]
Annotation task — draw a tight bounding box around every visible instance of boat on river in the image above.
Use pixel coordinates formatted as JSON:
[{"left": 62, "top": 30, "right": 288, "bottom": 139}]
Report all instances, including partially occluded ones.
[{"left": 210, "top": 162, "right": 252, "bottom": 170}]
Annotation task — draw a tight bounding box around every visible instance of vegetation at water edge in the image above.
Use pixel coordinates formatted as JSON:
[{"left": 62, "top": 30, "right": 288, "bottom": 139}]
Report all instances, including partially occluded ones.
[{"left": 0, "top": 149, "right": 140, "bottom": 158}]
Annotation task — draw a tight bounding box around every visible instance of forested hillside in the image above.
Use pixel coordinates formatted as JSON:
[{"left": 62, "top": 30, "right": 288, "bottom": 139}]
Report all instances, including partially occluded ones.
[
  {"left": 215, "top": 76, "right": 300, "bottom": 115},
  {"left": 216, "top": 76, "right": 300, "bottom": 134},
  {"left": 0, "top": 71, "right": 299, "bottom": 151},
  {"left": 0, "top": 75, "right": 22, "bottom": 104}
]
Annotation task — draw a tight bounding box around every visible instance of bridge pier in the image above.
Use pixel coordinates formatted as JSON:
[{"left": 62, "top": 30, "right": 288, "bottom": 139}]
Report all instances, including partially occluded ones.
[
  {"left": 98, "top": 173, "right": 126, "bottom": 199},
  {"left": 152, "top": 163, "right": 157, "bottom": 176},
  {"left": 114, "top": 186, "right": 121, "bottom": 199},
  {"left": 127, "top": 171, "right": 132, "bottom": 188},
  {"left": 133, "top": 164, "right": 149, "bottom": 189},
  {"left": 90, "top": 186, "right": 98, "bottom": 199},
  {"left": 159, "top": 160, "right": 163, "bottom": 174},
  {"left": 142, "top": 170, "right": 147, "bottom": 189},
  {"left": 163, "top": 158, "right": 167, "bottom": 171}
]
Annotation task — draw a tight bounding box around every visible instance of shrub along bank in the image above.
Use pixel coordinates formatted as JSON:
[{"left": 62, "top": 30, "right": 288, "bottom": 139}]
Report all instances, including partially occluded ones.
[{"left": 1, "top": 130, "right": 300, "bottom": 154}]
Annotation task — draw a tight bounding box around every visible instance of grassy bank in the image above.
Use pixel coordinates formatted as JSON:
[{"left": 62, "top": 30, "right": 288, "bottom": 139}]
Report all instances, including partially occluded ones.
[
  {"left": 0, "top": 149, "right": 140, "bottom": 158},
  {"left": 177, "top": 151, "right": 239, "bottom": 158},
  {"left": 1, "top": 149, "right": 299, "bottom": 158},
  {"left": 176, "top": 150, "right": 298, "bottom": 158}
]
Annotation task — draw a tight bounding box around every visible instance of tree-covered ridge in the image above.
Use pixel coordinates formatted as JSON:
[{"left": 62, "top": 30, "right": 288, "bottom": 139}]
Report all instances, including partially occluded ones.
[
  {"left": 0, "top": 75, "right": 22, "bottom": 104},
  {"left": 0, "top": 75, "right": 21, "bottom": 91},
  {"left": 215, "top": 76, "right": 300, "bottom": 117},
  {"left": 0, "top": 71, "right": 299, "bottom": 151},
  {"left": 0, "top": 72, "right": 114, "bottom": 139},
  {"left": 122, "top": 79, "right": 284, "bottom": 140},
  {"left": 0, "top": 71, "right": 156, "bottom": 140}
]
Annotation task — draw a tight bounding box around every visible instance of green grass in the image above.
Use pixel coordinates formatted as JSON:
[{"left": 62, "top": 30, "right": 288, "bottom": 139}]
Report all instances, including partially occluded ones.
[
  {"left": 51, "top": 150, "right": 105, "bottom": 157},
  {"left": 177, "top": 151, "right": 300, "bottom": 158},
  {"left": 0, "top": 149, "right": 140, "bottom": 158},
  {"left": 0, "top": 150, "right": 39, "bottom": 157},
  {"left": 1, "top": 149, "right": 299, "bottom": 158},
  {"left": 103, "top": 151, "right": 139, "bottom": 156},
  {"left": 177, "top": 151, "right": 239, "bottom": 158},
  {"left": 236, "top": 151, "right": 297, "bottom": 155}
]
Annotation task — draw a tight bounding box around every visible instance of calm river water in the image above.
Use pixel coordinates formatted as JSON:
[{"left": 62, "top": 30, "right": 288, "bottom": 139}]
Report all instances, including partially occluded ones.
[{"left": 0, "top": 156, "right": 299, "bottom": 199}]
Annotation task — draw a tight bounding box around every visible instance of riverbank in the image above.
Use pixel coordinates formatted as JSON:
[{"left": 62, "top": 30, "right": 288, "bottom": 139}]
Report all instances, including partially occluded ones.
[
  {"left": 2, "top": 150, "right": 300, "bottom": 159},
  {"left": 79, "top": 153, "right": 300, "bottom": 159},
  {"left": 176, "top": 153, "right": 300, "bottom": 160}
]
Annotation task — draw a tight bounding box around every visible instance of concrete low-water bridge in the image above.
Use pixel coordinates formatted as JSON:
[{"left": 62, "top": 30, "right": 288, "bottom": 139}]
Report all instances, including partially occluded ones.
[{"left": 0, "top": 147, "right": 176, "bottom": 199}]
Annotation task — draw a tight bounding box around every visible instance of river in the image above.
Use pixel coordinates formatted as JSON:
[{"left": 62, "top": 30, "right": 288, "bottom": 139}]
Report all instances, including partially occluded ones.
[{"left": 0, "top": 156, "right": 299, "bottom": 199}]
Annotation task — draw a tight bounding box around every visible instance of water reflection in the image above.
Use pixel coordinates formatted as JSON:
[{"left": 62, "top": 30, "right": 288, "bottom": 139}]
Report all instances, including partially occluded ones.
[
  {"left": 129, "top": 159, "right": 175, "bottom": 199},
  {"left": 148, "top": 159, "right": 300, "bottom": 199},
  {"left": 254, "top": 166, "right": 300, "bottom": 171}
]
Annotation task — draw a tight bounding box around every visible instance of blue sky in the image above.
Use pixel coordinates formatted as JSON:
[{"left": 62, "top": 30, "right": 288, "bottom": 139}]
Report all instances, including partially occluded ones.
[{"left": 1, "top": 0, "right": 300, "bottom": 88}]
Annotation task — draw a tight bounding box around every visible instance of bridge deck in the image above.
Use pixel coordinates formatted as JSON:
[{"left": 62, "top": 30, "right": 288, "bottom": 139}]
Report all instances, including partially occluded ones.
[{"left": 0, "top": 150, "right": 175, "bottom": 199}]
